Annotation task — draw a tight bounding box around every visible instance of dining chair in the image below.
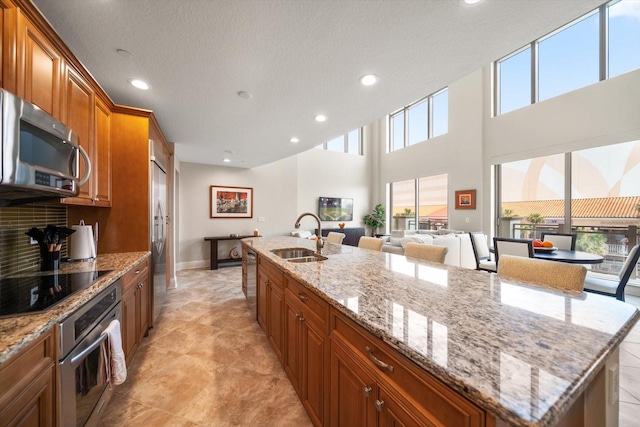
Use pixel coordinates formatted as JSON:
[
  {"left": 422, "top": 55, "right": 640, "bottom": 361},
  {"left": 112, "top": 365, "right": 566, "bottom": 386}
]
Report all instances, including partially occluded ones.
[
  {"left": 497, "top": 255, "right": 587, "bottom": 292},
  {"left": 584, "top": 244, "right": 640, "bottom": 301},
  {"left": 469, "top": 232, "right": 496, "bottom": 272},
  {"left": 493, "top": 237, "right": 534, "bottom": 265},
  {"left": 326, "top": 232, "right": 346, "bottom": 244},
  {"left": 358, "top": 236, "right": 384, "bottom": 251},
  {"left": 404, "top": 243, "right": 448, "bottom": 264},
  {"left": 541, "top": 232, "right": 576, "bottom": 250}
]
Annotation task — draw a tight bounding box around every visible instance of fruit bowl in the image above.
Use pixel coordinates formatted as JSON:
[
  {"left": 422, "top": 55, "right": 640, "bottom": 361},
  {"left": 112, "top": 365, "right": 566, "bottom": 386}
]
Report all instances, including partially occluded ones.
[{"left": 534, "top": 246, "right": 557, "bottom": 253}]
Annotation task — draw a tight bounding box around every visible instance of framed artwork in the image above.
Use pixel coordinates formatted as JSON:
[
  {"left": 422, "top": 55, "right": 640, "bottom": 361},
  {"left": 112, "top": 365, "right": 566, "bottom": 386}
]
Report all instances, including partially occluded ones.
[
  {"left": 455, "top": 189, "right": 476, "bottom": 210},
  {"left": 210, "top": 185, "right": 253, "bottom": 218}
]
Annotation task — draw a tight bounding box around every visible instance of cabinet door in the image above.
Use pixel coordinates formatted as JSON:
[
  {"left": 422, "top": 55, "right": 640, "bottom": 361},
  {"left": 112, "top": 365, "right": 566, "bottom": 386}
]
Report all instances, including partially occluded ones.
[
  {"left": 138, "top": 276, "right": 150, "bottom": 339},
  {"left": 257, "top": 271, "right": 268, "bottom": 333},
  {"left": 93, "top": 97, "right": 112, "bottom": 206},
  {"left": 122, "top": 285, "right": 138, "bottom": 365},
  {"left": 61, "top": 66, "right": 95, "bottom": 204},
  {"left": 0, "top": 364, "right": 55, "bottom": 427},
  {"left": 17, "top": 14, "right": 62, "bottom": 118},
  {"left": 267, "top": 283, "right": 284, "bottom": 364},
  {"left": 330, "top": 341, "right": 376, "bottom": 427},
  {"left": 284, "top": 300, "right": 302, "bottom": 397},
  {"left": 301, "top": 317, "right": 328, "bottom": 427},
  {"left": 376, "top": 385, "right": 424, "bottom": 427}
]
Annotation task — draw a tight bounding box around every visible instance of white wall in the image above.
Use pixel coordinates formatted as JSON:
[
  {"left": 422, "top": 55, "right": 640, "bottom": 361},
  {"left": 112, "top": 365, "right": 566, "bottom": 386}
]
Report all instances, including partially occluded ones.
[
  {"left": 178, "top": 65, "right": 640, "bottom": 270},
  {"left": 178, "top": 146, "right": 370, "bottom": 269},
  {"left": 373, "top": 69, "right": 486, "bottom": 233}
]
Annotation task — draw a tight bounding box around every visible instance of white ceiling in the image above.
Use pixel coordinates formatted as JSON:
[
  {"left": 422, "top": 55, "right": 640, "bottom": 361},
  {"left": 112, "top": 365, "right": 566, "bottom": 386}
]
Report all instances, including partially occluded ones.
[{"left": 32, "top": 0, "right": 604, "bottom": 168}]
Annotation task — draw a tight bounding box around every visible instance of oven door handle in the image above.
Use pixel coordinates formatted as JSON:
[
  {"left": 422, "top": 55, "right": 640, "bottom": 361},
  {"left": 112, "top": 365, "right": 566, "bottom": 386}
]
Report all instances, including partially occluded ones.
[{"left": 70, "top": 333, "right": 108, "bottom": 367}]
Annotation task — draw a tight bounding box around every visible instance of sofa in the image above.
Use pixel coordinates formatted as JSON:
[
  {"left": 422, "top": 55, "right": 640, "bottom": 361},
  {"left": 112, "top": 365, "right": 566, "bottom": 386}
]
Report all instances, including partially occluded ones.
[{"left": 382, "top": 229, "right": 476, "bottom": 269}]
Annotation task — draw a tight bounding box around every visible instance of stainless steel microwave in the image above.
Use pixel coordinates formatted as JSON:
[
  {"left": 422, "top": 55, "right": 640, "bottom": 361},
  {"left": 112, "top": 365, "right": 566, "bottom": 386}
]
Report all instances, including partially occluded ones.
[{"left": 0, "top": 89, "right": 91, "bottom": 206}]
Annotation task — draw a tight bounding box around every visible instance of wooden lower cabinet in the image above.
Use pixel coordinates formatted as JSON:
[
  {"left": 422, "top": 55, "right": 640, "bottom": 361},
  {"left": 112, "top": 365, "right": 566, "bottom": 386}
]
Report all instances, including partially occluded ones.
[
  {"left": 0, "top": 329, "right": 56, "bottom": 427},
  {"left": 257, "top": 259, "right": 487, "bottom": 427},
  {"left": 284, "top": 288, "right": 329, "bottom": 427},
  {"left": 330, "top": 340, "right": 377, "bottom": 427},
  {"left": 121, "top": 258, "right": 150, "bottom": 365},
  {"left": 267, "top": 282, "right": 285, "bottom": 363}
]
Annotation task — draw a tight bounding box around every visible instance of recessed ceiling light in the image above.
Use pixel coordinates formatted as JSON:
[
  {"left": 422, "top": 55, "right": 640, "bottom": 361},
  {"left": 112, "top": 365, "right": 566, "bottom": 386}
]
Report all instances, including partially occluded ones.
[
  {"left": 315, "top": 115, "right": 327, "bottom": 122},
  {"left": 462, "top": 0, "right": 482, "bottom": 4},
  {"left": 290, "top": 137, "right": 299, "bottom": 143},
  {"left": 223, "top": 158, "right": 231, "bottom": 163},
  {"left": 129, "top": 79, "right": 149, "bottom": 90},
  {"left": 237, "top": 91, "right": 252, "bottom": 99},
  {"left": 360, "top": 74, "right": 378, "bottom": 86}
]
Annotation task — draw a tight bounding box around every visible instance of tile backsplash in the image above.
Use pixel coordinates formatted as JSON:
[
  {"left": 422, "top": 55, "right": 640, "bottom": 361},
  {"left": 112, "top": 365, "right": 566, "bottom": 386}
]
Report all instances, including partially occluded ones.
[{"left": 0, "top": 204, "right": 68, "bottom": 276}]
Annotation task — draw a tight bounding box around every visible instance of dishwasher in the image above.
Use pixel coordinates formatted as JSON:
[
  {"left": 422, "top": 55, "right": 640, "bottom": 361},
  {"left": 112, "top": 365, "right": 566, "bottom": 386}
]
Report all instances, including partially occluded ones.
[{"left": 245, "top": 247, "right": 257, "bottom": 318}]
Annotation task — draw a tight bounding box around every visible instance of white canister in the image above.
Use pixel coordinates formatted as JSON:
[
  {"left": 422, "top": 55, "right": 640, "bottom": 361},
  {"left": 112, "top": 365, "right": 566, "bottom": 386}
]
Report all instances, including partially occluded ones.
[{"left": 69, "top": 220, "right": 97, "bottom": 260}]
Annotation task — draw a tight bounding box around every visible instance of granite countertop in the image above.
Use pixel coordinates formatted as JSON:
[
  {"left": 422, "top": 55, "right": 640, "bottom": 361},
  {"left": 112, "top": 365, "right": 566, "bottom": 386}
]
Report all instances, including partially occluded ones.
[
  {"left": 0, "top": 251, "right": 151, "bottom": 364},
  {"left": 244, "top": 236, "right": 640, "bottom": 427}
]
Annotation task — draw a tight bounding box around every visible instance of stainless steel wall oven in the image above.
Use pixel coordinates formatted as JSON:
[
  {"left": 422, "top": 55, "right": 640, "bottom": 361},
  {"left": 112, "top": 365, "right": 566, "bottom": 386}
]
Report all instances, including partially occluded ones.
[{"left": 58, "top": 279, "right": 121, "bottom": 427}]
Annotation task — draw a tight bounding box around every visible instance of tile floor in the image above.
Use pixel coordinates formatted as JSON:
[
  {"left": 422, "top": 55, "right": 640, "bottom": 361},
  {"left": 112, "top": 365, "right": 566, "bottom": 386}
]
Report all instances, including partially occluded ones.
[
  {"left": 100, "top": 267, "right": 640, "bottom": 426},
  {"left": 99, "top": 267, "right": 311, "bottom": 426}
]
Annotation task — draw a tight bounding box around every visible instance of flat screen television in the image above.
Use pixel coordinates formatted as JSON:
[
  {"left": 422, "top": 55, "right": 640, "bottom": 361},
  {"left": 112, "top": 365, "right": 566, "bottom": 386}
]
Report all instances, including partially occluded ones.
[{"left": 318, "top": 197, "right": 353, "bottom": 221}]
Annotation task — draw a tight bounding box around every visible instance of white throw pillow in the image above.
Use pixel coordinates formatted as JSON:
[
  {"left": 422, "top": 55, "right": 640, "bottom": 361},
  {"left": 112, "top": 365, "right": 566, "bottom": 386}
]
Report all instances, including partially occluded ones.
[
  {"left": 389, "top": 237, "right": 403, "bottom": 247},
  {"left": 400, "top": 236, "right": 426, "bottom": 248}
]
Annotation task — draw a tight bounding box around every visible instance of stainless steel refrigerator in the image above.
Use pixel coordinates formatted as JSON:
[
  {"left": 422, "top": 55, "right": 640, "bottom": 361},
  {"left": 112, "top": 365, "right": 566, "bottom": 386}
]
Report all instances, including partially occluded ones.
[{"left": 150, "top": 141, "right": 167, "bottom": 325}]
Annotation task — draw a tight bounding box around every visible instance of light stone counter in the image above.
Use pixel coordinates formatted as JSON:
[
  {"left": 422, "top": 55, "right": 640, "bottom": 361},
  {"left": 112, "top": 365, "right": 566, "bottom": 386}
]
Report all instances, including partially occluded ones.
[
  {"left": 0, "top": 251, "right": 151, "bottom": 364},
  {"left": 245, "top": 236, "right": 640, "bottom": 427}
]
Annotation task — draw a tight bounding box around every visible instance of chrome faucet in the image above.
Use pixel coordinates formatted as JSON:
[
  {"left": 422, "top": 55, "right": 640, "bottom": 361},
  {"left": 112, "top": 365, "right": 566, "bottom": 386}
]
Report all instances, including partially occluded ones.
[{"left": 294, "top": 212, "right": 323, "bottom": 255}]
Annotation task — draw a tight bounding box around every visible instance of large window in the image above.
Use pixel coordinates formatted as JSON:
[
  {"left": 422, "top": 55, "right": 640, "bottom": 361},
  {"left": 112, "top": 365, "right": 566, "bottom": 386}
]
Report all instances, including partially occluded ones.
[
  {"left": 496, "top": 140, "right": 640, "bottom": 278},
  {"left": 389, "top": 88, "right": 448, "bottom": 152},
  {"left": 496, "top": 0, "right": 640, "bottom": 115},
  {"left": 316, "top": 128, "right": 362, "bottom": 155},
  {"left": 390, "top": 174, "right": 448, "bottom": 230}
]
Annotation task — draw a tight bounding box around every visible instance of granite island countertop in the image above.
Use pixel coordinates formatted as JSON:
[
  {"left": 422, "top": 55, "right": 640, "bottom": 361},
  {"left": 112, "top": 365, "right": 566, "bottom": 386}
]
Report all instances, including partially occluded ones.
[
  {"left": 244, "top": 236, "right": 640, "bottom": 427},
  {"left": 0, "top": 251, "right": 151, "bottom": 364}
]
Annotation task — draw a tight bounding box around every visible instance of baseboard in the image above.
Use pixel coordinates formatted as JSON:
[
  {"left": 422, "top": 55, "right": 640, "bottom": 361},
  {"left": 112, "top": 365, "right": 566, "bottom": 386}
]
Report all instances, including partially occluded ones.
[{"left": 177, "top": 260, "right": 209, "bottom": 271}]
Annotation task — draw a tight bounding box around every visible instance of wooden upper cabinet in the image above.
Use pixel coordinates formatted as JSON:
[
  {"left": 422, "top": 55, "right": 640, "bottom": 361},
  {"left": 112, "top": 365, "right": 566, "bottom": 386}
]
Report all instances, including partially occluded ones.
[
  {"left": 16, "top": 13, "right": 62, "bottom": 118},
  {"left": 61, "top": 66, "right": 95, "bottom": 205},
  {"left": 94, "top": 97, "right": 112, "bottom": 206}
]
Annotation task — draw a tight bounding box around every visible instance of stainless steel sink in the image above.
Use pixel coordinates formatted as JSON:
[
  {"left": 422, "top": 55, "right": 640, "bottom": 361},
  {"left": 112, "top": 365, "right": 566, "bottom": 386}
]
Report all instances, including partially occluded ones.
[{"left": 271, "top": 247, "right": 327, "bottom": 262}]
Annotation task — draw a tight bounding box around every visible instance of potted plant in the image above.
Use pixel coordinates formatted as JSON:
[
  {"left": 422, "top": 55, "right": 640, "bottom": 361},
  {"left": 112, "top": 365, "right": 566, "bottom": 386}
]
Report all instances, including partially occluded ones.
[{"left": 363, "top": 203, "right": 385, "bottom": 236}]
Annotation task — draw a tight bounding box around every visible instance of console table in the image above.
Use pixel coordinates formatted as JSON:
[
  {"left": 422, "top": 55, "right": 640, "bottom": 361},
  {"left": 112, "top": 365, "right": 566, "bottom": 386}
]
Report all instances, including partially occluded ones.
[
  {"left": 204, "top": 235, "right": 257, "bottom": 269},
  {"left": 315, "top": 227, "right": 365, "bottom": 247}
]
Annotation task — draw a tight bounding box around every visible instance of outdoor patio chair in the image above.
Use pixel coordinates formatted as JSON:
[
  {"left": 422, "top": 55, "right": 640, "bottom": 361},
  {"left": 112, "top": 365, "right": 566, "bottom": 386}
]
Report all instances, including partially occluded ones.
[
  {"left": 584, "top": 244, "right": 640, "bottom": 301},
  {"left": 541, "top": 232, "right": 576, "bottom": 250}
]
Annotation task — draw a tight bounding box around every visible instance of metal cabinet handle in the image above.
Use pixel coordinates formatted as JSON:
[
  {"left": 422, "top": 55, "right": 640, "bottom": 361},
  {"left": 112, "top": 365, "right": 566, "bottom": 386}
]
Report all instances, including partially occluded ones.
[
  {"left": 134, "top": 269, "right": 141, "bottom": 275},
  {"left": 298, "top": 292, "right": 308, "bottom": 302},
  {"left": 363, "top": 386, "right": 372, "bottom": 397},
  {"left": 365, "top": 346, "right": 394, "bottom": 373},
  {"left": 375, "top": 400, "right": 385, "bottom": 412},
  {"left": 295, "top": 313, "right": 301, "bottom": 320},
  {"left": 265, "top": 278, "right": 270, "bottom": 285},
  {"left": 299, "top": 315, "right": 305, "bottom": 322}
]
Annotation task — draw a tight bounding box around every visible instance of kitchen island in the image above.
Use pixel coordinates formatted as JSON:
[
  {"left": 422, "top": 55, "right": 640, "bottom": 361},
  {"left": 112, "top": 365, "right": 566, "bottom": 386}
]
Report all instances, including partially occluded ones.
[{"left": 244, "top": 236, "right": 639, "bottom": 427}]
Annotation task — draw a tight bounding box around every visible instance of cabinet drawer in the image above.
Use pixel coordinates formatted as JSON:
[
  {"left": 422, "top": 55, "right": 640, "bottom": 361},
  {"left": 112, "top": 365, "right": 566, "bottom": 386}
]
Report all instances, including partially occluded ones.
[
  {"left": 285, "top": 277, "right": 329, "bottom": 332},
  {"left": 122, "top": 258, "right": 150, "bottom": 291},
  {"left": 258, "top": 256, "right": 283, "bottom": 287},
  {"left": 331, "top": 309, "right": 484, "bottom": 427}
]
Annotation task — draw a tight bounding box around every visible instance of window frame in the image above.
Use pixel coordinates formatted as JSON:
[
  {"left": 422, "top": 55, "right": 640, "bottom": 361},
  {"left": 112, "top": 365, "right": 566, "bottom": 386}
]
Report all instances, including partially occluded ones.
[
  {"left": 493, "top": 1, "right": 634, "bottom": 117},
  {"left": 388, "top": 87, "right": 449, "bottom": 152}
]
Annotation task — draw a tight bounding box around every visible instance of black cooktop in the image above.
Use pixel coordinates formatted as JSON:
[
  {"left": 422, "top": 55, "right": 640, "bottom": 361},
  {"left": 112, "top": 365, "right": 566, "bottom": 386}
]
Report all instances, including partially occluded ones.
[{"left": 0, "top": 270, "right": 112, "bottom": 317}]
